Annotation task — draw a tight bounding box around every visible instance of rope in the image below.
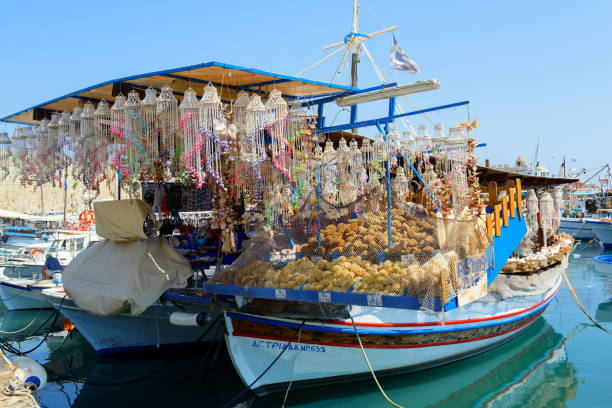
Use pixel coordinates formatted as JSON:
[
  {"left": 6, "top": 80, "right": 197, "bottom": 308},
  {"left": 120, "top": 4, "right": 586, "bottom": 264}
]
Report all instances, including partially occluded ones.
[
  {"left": 0, "top": 306, "right": 46, "bottom": 336},
  {"left": 281, "top": 325, "right": 302, "bottom": 408},
  {"left": 562, "top": 270, "right": 612, "bottom": 335},
  {"left": 562, "top": 242, "right": 612, "bottom": 336},
  {"left": 350, "top": 316, "right": 405, "bottom": 408},
  {"left": 221, "top": 320, "right": 306, "bottom": 408}
]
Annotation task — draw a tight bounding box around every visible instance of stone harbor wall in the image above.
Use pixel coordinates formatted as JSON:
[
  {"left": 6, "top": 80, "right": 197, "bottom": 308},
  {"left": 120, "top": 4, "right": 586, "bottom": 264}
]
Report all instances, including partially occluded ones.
[{"left": 0, "top": 165, "right": 120, "bottom": 215}]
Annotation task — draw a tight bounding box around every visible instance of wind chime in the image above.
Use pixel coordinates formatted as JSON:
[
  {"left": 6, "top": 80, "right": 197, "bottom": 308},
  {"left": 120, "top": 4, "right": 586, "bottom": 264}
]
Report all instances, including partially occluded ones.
[
  {"left": 141, "top": 87, "right": 159, "bottom": 165},
  {"left": 156, "top": 85, "right": 179, "bottom": 170},
  {"left": 110, "top": 94, "right": 128, "bottom": 178},
  {"left": 539, "top": 191, "right": 554, "bottom": 246},
  {"left": 47, "top": 113, "right": 61, "bottom": 185},
  {"left": 336, "top": 137, "right": 356, "bottom": 205},
  {"left": 124, "top": 90, "right": 144, "bottom": 184},
  {"left": 349, "top": 138, "right": 366, "bottom": 193},
  {"left": 0, "top": 131, "right": 11, "bottom": 180},
  {"left": 266, "top": 89, "right": 290, "bottom": 183},
  {"left": 94, "top": 100, "right": 112, "bottom": 183},
  {"left": 79, "top": 102, "right": 98, "bottom": 188},
  {"left": 386, "top": 125, "right": 400, "bottom": 168},
  {"left": 231, "top": 91, "right": 251, "bottom": 200},
  {"left": 445, "top": 124, "right": 469, "bottom": 216},
  {"left": 180, "top": 88, "right": 204, "bottom": 187},
  {"left": 57, "top": 111, "right": 72, "bottom": 175},
  {"left": 392, "top": 165, "right": 410, "bottom": 205},
  {"left": 200, "top": 83, "right": 225, "bottom": 188},
  {"left": 245, "top": 94, "right": 266, "bottom": 177}
]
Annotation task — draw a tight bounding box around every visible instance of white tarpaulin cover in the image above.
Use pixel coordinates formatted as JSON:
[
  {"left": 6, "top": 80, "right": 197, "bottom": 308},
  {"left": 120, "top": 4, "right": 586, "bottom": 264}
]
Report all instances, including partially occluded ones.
[
  {"left": 94, "top": 199, "right": 158, "bottom": 241},
  {"left": 63, "top": 237, "right": 192, "bottom": 316}
]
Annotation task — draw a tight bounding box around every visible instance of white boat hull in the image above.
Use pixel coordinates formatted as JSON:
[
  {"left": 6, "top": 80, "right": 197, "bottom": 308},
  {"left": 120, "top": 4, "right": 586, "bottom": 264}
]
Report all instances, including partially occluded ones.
[
  {"left": 0, "top": 284, "right": 50, "bottom": 310},
  {"left": 559, "top": 218, "right": 596, "bottom": 240},
  {"left": 224, "top": 271, "right": 563, "bottom": 395},
  {"left": 43, "top": 288, "right": 223, "bottom": 354},
  {"left": 0, "top": 268, "right": 55, "bottom": 310},
  {"left": 589, "top": 221, "right": 612, "bottom": 248}
]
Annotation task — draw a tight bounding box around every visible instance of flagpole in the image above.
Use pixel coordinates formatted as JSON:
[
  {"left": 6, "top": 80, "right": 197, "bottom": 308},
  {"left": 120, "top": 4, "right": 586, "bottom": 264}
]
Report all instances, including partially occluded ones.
[{"left": 350, "top": 0, "right": 360, "bottom": 133}]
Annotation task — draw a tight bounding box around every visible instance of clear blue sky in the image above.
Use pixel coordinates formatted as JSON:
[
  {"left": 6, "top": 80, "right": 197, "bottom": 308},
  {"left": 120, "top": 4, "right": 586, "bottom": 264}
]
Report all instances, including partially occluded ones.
[{"left": 0, "top": 0, "right": 610, "bottom": 179}]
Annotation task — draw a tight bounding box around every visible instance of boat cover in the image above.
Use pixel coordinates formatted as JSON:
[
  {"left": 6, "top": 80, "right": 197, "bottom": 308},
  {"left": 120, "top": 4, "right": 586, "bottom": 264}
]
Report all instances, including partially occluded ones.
[
  {"left": 63, "top": 237, "right": 191, "bottom": 316},
  {"left": 94, "top": 199, "right": 158, "bottom": 241}
]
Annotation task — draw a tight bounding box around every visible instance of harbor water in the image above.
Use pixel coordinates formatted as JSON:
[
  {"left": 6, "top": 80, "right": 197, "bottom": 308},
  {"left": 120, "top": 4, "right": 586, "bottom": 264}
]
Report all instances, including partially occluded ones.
[{"left": 2, "top": 243, "right": 611, "bottom": 408}]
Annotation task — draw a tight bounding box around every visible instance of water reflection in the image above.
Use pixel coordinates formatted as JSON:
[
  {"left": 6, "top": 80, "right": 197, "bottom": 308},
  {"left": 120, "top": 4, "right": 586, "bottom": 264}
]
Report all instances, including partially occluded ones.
[{"left": 596, "top": 299, "right": 612, "bottom": 322}]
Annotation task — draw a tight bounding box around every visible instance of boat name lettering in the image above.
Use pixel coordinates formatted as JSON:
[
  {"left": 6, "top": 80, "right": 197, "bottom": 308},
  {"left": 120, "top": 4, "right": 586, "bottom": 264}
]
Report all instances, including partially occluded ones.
[{"left": 251, "top": 340, "right": 325, "bottom": 352}]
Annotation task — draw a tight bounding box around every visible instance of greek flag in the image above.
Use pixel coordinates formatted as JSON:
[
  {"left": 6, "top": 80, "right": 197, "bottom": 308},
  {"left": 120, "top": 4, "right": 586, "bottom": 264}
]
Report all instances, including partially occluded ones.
[{"left": 391, "top": 34, "right": 419, "bottom": 73}]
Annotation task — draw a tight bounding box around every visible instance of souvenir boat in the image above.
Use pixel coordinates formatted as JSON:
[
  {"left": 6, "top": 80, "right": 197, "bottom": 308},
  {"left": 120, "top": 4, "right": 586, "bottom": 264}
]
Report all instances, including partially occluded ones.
[{"left": 218, "top": 244, "right": 569, "bottom": 395}]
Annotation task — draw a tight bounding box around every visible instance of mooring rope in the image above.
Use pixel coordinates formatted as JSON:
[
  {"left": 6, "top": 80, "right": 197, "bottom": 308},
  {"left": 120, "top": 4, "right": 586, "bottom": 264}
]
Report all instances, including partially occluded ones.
[
  {"left": 220, "top": 320, "right": 306, "bottom": 408},
  {"left": 350, "top": 316, "right": 405, "bottom": 408},
  {"left": 281, "top": 325, "right": 302, "bottom": 408},
  {"left": 563, "top": 241, "right": 612, "bottom": 336}
]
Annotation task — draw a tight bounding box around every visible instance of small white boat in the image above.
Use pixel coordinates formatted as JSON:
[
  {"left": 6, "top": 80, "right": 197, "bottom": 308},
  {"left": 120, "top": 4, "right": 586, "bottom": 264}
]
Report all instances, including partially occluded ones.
[
  {"left": 593, "top": 255, "right": 612, "bottom": 274},
  {"left": 42, "top": 286, "right": 223, "bottom": 354},
  {"left": 559, "top": 217, "right": 596, "bottom": 240},
  {"left": 0, "top": 265, "right": 60, "bottom": 310},
  {"left": 0, "top": 231, "right": 101, "bottom": 310}
]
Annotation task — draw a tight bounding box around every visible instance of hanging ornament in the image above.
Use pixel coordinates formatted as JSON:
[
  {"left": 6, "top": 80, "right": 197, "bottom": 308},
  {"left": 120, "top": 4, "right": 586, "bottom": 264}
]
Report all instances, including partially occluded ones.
[
  {"left": 245, "top": 94, "right": 266, "bottom": 176},
  {"left": 110, "top": 94, "right": 128, "bottom": 177},
  {"left": 387, "top": 125, "right": 400, "bottom": 168},
  {"left": 393, "top": 165, "right": 410, "bottom": 204},
  {"left": 156, "top": 85, "right": 179, "bottom": 166},
  {"left": 265, "top": 89, "right": 290, "bottom": 182},
  {"left": 180, "top": 88, "right": 204, "bottom": 187},
  {"left": 124, "top": 90, "right": 144, "bottom": 182},
  {"left": 416, "top": 123, "right": 431, "bottom": 154},
  {"left": 0, "top": 131, "right": 11, "bottom": 180},
  {"left": 57, "top": 111, "right": 72, "bottom": 173},
  {"left": 199, "top": 83, "right": 225, "bottom": 188},
  {"left": 141, "top": 86, "right": 159, "bottom": 164}
]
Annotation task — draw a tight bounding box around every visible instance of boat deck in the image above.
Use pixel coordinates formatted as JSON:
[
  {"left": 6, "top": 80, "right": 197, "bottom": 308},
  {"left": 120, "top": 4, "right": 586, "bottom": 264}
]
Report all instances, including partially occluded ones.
[{"left": 0, "top": 352, "right": 39, "bottom": 408}]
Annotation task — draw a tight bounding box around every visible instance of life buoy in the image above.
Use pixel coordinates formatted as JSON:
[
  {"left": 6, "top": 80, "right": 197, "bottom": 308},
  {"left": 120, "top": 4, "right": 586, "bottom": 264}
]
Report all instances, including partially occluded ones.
[
  {"left": 79, "top": 210, "right": 95, "bottom": 224},
  {"left": 29, "top": 248, "right": 43, "bottom": 256}
]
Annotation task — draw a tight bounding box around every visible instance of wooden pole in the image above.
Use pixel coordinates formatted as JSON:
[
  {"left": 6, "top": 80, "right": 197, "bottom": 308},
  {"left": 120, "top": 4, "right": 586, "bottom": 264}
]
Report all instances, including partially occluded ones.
[
  {"left": 509, "top": 187, "right": 516, "bottom": 218},
  {"left": 488, "top": 181, "right": 498, "bottom": 210},
  {"left": 515, "top": 178, "right": 523, "bottom": 220},
  {"left": 502, "top": 196, "right": 509, "bottom": 226},
  {"left": 494, "top": 204, "right": 501, "bottom": 236},
  {"left": 40, "top": 184, "right": 45, "bottom": 216}
]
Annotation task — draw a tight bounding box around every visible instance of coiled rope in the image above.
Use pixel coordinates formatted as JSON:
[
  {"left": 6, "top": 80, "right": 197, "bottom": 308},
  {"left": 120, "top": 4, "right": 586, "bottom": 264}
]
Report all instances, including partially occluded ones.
[{"left": 350, "top": 316, "right": 405, "bottom": 408}]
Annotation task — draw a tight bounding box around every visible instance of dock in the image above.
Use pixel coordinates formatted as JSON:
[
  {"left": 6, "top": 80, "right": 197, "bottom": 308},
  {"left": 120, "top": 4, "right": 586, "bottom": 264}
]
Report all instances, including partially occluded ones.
[{"left": 0, "top": 352, "right": 39, "bottom": 408}]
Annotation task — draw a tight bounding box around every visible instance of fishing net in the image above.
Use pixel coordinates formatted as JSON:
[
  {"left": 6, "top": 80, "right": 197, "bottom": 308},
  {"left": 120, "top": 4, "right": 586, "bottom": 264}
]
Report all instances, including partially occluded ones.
[{"left": 208, "top": 162, "right": 493, "bottom": 313}]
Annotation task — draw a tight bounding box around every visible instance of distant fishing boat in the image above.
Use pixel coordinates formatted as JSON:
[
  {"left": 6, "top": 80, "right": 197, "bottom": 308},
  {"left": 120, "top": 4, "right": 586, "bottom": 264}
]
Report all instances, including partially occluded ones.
[{"left": 558, "top": 217, "right": 596, "bottom": 240}]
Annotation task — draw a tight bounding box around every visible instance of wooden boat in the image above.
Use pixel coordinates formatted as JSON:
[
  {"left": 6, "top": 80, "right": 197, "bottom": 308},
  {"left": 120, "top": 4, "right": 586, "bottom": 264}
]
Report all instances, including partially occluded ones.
[{"left": 220, "top": 256, "right": 566, "bottom": 395}]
